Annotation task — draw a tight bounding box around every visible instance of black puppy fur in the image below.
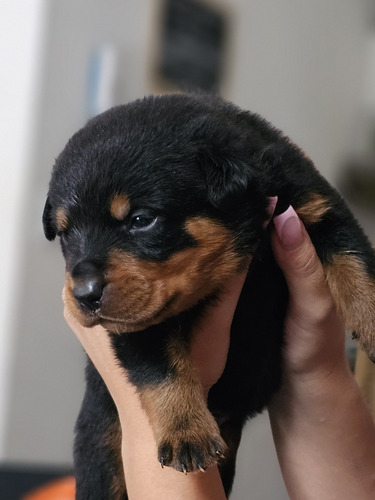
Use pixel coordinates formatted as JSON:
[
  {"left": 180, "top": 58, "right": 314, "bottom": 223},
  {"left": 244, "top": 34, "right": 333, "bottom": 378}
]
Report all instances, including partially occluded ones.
[{"left": 43, "top": 93, "right": 375, "bottom": 498}]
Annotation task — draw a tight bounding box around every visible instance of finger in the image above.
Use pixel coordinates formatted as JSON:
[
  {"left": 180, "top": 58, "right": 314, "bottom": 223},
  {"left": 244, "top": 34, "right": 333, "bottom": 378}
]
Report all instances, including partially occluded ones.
[
  {"left": 62, "top": 286, "right": 76, "bottom": 327},
  {"left": 271, "top": 206, "right": 332, "bottom": 322},
  {"left": 62, "top": 285, "right": 105, "bottom": 345},
  {"left": 62, "top": 286, "right": 82, "bottom": 332}
]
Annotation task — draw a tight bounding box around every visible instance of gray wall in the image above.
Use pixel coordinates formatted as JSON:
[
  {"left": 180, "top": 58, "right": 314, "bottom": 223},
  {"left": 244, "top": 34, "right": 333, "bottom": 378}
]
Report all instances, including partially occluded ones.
[{"left": 2, "top": 0, "right": 370, "bottom": 498}]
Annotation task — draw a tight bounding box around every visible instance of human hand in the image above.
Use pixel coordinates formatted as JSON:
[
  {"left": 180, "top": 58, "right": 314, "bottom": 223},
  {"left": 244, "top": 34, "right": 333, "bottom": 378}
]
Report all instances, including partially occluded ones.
[
  {"left": 271, "top": 205, "right": 348, "bottom": 383},
  {"left": 191, "top": 203, "right": 348, "bottom": 402},
  {"left": 62, "top": 288, "right": 136, "bottom": 412}
]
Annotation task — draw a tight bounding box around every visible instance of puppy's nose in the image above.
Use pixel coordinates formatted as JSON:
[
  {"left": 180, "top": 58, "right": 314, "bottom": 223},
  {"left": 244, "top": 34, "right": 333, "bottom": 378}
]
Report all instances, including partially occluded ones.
[
  {"left": 73, "top": 277, "right": 104, "bottom": 311},
  {"left": 72, "top": 262, "right": 105, "bottom": 311}
]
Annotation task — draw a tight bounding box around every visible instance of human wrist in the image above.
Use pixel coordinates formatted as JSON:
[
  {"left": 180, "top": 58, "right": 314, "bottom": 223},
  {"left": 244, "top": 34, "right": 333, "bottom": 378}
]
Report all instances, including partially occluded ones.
[
  {"left": 269, "top": 363, "right": 375, "bottom": 500},
  {"left": 269, "top": 357, "right": 353, "bottom": 420}
]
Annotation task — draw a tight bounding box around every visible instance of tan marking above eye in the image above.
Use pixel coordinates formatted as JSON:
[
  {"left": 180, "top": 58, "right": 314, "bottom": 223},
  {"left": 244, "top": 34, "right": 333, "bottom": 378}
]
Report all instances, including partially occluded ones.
[
  {"left": 110, "top": 194, "right": 131, "bottom": 221},
  {"left": 296, "top": 193, "right": 330, "bottom": 225},
  {"left": 56, "top": 207, "right": 69, "bottom": 232}
]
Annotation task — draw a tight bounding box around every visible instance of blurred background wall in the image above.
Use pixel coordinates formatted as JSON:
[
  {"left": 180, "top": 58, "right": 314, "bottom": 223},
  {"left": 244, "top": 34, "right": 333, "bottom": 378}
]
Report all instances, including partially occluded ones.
[{"left": 1, "top": 0, "right": 374, "bottom": 498}]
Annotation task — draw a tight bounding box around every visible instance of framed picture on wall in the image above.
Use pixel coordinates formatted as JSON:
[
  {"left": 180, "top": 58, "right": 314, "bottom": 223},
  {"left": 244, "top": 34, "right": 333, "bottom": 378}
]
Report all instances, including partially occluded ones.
[{"left": 150, "top": 0, "right": 231, "bottom": 94}]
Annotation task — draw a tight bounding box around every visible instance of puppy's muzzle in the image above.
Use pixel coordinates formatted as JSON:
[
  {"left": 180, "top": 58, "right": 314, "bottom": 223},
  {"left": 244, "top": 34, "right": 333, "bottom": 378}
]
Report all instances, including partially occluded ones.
[{"left": 72, "top": 261, "right": 105, "bottom": 312}]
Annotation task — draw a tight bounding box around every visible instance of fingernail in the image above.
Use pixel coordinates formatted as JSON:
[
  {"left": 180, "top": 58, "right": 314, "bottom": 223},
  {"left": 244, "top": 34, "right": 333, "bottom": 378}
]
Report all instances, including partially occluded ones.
[
  {"left": 263, "top": 196, "right": 278, "bottom": 228},
  {"left": 274, "top": 206, "right": 303, "bottom": 249},
  {"left": 267, "top": 196, "right": 278, "bottom": 216}
]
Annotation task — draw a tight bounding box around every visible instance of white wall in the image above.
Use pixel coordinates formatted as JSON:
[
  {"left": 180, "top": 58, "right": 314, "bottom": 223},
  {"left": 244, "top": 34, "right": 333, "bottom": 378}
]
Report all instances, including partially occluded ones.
[
  {"left": 0, "top": 0, "right": 47, "bottom": 458},
  {"left": 2, "top": 0, "right": 153, "bottom": 466},
  {"left": 0, "top": 0, "right": 370, "bottom": 497}
]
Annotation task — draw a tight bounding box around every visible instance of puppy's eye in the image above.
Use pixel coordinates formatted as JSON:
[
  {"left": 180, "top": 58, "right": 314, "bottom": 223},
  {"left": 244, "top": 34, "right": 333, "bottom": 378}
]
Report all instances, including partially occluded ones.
[{"left": 129, "top": 212, "right": 157, "bottom": 232}]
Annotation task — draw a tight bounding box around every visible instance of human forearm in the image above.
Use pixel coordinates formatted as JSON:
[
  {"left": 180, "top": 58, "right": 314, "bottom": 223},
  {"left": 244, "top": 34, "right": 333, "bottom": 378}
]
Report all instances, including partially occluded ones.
[
  {"left": 269, "top": 207, "right": 375, "bottom": 499},
  {"left": 269, "top": 364, "right": 375, "bottom": 499}
]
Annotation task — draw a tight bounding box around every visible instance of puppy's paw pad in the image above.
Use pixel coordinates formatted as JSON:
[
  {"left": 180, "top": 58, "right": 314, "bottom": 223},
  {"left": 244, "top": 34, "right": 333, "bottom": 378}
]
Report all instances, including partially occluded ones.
[
  {"left": 158, "top": 442, "right": 173, "bottom": 468},
  {"left": 158, "top": 434, "right": 227, "bottom": 473}
]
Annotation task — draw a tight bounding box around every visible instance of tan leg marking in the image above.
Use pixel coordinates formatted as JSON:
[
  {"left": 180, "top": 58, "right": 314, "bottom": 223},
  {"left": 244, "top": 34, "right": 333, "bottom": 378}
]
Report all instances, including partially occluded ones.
[
  {"left": 110, "top": 194, "right": 131, "bottom": 221},
  {"left": 326, "top": 254, "right": 375, "bottom": 357},
  {"left": 138, "top": 337, "right": 227, "bottom": 473},
  {"left": 296, "top": 193, "right": 330, "bottom": 225}
]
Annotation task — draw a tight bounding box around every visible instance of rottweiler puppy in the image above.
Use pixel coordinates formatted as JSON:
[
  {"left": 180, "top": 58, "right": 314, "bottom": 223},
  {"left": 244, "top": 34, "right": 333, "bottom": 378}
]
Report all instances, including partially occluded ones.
[{"left": 43, "top": 93, "right": 375, "bottom": 498}]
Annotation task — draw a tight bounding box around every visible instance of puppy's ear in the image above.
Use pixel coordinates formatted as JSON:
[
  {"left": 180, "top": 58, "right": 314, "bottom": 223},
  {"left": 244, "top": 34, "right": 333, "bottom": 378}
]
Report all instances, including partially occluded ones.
[
  {"left": 197, "top": 150, "right": 255, "bottom": 208},
  {"left": 42, "top": 197, "right": 57, "bottom": 241}
]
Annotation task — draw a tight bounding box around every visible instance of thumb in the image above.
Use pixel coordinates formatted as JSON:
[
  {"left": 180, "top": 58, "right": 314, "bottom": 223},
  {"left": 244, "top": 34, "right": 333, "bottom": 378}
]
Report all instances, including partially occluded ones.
[{"left": 271, "top": 206, "right": 332, "bottom": 324}]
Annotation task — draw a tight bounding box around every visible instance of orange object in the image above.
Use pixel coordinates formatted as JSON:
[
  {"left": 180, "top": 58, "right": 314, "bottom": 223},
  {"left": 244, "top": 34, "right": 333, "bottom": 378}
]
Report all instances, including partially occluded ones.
[{"left": 22, "top": 475, "right": 75, "bottom": 500}]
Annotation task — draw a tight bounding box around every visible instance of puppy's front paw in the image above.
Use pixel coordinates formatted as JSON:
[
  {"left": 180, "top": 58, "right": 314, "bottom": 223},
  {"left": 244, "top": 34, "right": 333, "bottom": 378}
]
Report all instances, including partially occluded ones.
[{"left": 158, "top": 430, "right": 227, "bottom": 473}]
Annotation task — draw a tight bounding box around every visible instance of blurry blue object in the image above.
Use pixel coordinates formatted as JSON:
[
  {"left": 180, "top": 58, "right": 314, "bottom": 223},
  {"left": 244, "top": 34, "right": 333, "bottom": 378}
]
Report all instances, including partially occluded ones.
[{"left": 86, "top": 45, "right": 117, "bottom": 119}]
